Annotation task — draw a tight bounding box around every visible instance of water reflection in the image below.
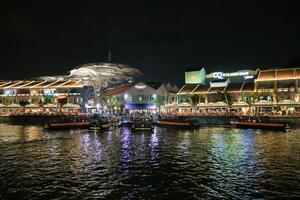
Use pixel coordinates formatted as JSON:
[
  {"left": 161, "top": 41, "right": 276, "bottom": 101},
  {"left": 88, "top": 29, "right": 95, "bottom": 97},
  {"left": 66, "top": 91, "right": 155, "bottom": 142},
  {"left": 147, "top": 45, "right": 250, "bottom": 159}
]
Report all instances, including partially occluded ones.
[{"left": 0, "top": 124, "right": 300, "bottom": 199}]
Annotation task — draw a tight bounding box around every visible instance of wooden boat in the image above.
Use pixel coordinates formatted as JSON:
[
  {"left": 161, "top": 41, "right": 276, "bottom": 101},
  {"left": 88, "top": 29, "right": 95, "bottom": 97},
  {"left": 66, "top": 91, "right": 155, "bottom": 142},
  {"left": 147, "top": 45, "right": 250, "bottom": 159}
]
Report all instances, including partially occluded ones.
[
  {"left": 89, "top": 116, "right": 120, "bottom": 131},
  {"left": 231, "top": 116, "right": 289, "bottom": 130},
  {"left": 43, "top": 121, "right": 90, "bottom": 130},
  {"left": 156, "top": 116, "right": 199, "bottom": 128},
  {"left": 43, "top": 116, "right": 90, "bottom": 130},
  {"left": 131, "top": 116, "right": 154, "bottom": 131}
]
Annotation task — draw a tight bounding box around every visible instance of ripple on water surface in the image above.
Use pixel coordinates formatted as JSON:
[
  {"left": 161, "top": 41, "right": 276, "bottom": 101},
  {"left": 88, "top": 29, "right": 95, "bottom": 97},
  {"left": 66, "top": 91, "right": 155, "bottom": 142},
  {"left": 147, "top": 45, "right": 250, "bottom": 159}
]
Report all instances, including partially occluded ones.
[{"left": 0, "top": 124, "right": 300, "bottom": 199}]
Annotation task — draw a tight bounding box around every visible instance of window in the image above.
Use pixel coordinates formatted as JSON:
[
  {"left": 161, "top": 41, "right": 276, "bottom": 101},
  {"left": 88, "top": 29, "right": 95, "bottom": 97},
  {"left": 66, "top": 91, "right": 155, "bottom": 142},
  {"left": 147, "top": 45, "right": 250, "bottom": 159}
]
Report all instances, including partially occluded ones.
[
  {"left": 124, "top": 94, "right": 132, "bottom": 102},
  {"left": 149, "top": 96, "right": 155, "bottom": 101}
]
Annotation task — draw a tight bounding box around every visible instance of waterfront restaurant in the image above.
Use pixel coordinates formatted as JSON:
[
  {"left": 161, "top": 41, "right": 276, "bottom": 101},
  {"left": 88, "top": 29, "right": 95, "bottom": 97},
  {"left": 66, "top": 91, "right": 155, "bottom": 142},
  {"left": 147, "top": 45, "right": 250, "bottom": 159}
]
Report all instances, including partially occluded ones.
[
  {"left": 255, "top": 68, "right": 300, "bottom": 115},
  {"left": 105, "top": 82, "right": 178, "bottom": 114},
  {"left": 0, "top": 80, "right": 83, "bottom": 115},
  {"left": 177, "top": 68, "right": 258, "bottom": 115}
]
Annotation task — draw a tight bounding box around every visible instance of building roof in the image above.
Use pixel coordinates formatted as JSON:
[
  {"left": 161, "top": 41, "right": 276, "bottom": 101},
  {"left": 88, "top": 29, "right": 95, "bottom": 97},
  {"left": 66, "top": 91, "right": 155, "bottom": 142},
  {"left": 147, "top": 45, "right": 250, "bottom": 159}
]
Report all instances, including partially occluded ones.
[
  {"left": 192, "top": 84, "right": 210, "bottom": 94},
  {"left": 177, "top": 84, "right": 198, "bottom": 94},
  {"left": 105, "top": 83, "right": 136, "bottom": 96},
  {"left": 0, "top": 80, "right": 83, "bottom": 89},
  {"left": 226, "top": 83, "right": 243, "bottom": 93},
  {"left": 241, "top": 82, "right": 255, "bottom": 92},
  {"left": 207, "top": 86, "right": 226, "bottom": 93},
  {"left": 146, "top": 82, "right": 162, "bottom": 90},
  {"left": 256, "top": 68, "right": 300, "bottom": 81}
]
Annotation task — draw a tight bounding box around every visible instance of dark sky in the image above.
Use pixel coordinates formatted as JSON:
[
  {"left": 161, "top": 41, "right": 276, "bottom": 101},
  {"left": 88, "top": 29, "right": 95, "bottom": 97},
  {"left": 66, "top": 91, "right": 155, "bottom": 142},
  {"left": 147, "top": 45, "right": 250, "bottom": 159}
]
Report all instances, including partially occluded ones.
[{"left": 1, "top": 0, "right": 300, "bottom": 85}]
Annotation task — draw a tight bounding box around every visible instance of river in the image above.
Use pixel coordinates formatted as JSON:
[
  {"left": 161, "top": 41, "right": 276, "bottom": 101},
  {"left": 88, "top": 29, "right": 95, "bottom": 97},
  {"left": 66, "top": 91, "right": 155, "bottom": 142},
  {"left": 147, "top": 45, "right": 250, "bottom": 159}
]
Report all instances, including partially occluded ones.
[{"left": 0, "top": 124, "right": 300, "bottom": 199}]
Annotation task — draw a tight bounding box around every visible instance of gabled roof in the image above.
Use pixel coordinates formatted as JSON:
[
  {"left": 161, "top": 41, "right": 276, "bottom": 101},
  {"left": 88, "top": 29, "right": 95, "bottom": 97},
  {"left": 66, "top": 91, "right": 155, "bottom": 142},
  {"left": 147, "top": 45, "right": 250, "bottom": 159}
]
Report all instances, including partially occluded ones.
[
  {"left": 105, "top": 83, "right": 136, "bottom": 96},
  {"left": 146, "top": 82, "right": 162, "bottom": 90}
]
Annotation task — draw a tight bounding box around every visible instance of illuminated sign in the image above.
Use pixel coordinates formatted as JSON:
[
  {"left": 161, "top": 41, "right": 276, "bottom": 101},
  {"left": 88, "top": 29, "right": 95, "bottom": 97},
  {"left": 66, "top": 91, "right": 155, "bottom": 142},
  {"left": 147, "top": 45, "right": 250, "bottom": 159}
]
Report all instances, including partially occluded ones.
[
  {"left": 185, "top": 71, "right": 201, "bottom": 84},
  {"left": 207, "top": 70, "right": 256, "bottom": 80},
  {"left": 135, "top": 85, "right": 146, "bottom": 89}
]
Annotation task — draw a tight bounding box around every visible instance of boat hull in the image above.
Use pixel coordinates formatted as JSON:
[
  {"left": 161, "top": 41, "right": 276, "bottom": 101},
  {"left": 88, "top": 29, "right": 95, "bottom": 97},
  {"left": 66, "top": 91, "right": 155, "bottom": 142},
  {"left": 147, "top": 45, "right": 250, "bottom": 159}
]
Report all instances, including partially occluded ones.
[
  {"left": 232, "top": 121, "right": 288, "bottom": 130},
  {"left": 156, "top": 120, "right": 199, "bottom": 128},
  {"left": 43, "top": 122, "right": 91, "bottom": 130}
]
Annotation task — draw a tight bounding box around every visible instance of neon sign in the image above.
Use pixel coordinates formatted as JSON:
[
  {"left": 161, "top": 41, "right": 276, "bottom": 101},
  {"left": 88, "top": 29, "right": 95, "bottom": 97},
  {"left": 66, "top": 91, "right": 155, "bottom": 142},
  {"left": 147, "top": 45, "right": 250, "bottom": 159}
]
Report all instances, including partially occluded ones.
[{"left": 210, "top": 71, "right": 254, "bottom": 80}]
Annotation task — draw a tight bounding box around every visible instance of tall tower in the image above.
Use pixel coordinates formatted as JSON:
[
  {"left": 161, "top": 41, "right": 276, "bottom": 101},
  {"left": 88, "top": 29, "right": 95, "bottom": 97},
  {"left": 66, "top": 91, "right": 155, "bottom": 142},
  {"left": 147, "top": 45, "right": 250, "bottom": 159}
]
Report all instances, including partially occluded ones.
[{"left": 108, "top": 35, "right": 112, "bottom": 62}]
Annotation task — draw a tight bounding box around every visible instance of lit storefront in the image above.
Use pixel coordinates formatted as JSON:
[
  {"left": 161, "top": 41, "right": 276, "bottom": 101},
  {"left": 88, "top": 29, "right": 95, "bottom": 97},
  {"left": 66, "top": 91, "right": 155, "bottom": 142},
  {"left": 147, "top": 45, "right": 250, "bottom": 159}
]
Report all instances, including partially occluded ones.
[
  {"left": 0, "top": 80, "right": 83, "bottom": 115},
  {"left": 177, "top": 68, "right": 258, "bottom": 115},
  {"left": 105, "top": 82, "right": 158, "bottom": 114},
  {"left": 105, "top": 82, "right": 178, "bottom": 114},
  {"left": 255, "top": 68, "right": 300, "bottom": 115}
]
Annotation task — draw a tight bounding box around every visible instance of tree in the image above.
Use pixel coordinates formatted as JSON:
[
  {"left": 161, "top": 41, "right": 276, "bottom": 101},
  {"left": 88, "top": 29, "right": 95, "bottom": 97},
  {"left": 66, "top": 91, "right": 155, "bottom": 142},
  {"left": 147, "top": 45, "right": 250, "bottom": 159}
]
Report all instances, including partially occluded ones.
[{"left": 191, "top": 94, "right": 200, "bottom": 106}]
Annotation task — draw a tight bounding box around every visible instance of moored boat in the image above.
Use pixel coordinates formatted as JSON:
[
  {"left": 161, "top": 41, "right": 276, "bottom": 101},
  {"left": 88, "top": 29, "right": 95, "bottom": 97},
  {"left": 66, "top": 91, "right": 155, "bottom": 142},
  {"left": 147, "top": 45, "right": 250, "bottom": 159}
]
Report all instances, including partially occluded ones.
[
  {"left": 131, "top": 116, "right": 154, "bottom": 131},
  {"left": 43, "top": 116, "right": 90, "bottom": 130},
  {"left": 231, "top": 116, "right": 290, "bottom": 130},
  {"left": 43, "top": 122, "right": 91, "bottom": 130},
  {"left": 156, "top": 116, "right": 199, "bottom": 128},
  {"left": 89, "top": 116, "right": 120, "bottom": 131}
]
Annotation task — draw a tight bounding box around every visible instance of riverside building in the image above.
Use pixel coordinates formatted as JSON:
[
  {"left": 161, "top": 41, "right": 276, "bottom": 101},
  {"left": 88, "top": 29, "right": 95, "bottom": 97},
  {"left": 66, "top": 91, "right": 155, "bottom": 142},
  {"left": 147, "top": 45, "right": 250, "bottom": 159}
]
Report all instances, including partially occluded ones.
[
  {"left": 177, "top": 68, "right": 259, "bottom": 115},
  {"left": 105, "top": 82, "right": 178, "bottom": 114},
  {"left": 0, "top": 80, "right": 83, "bottom": 115}
]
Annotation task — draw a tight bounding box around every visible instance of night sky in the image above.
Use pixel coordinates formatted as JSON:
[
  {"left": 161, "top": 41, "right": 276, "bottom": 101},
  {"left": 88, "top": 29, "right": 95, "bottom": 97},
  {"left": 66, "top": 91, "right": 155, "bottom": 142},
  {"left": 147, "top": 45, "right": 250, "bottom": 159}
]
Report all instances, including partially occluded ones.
[{"left": 1, "top": 0, "right": 300, "bottom": 85}]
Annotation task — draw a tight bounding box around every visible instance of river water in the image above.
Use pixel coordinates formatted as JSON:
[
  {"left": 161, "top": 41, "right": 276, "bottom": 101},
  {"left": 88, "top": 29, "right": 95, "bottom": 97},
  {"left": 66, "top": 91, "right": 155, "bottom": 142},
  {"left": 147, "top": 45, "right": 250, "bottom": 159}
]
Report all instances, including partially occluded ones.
[{"left": 0, "top": 124, "right": 300, "bottom": 199}]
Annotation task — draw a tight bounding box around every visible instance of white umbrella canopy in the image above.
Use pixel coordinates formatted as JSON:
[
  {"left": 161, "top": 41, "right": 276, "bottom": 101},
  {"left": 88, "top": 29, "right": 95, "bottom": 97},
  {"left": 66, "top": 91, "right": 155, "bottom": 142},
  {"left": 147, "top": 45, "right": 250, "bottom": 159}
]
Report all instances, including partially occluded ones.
[
  {"left": 6, "top": 103, "right": 21, "bottom": 108},
  {"left": 177, "top": 102, "right": 192, "bottom": 107},
  {"left": 62, "top": 103, "right": 81, "bottom": 108},
  {"left": 277, "top": 99, "right": 300, "bottom": 106},
  {"left": 196, "top": 102, "right": 207, "bottom": 107},
  {"left": 232, "top": 101, "right": 249, "bottom": 107},
  {"left": 43, "top": 103, "right": 58, "bottom": 108},
  {"left": 207, "top": 101, "right": 228, "bottom": 108},
  {"left": 164, "top": 103, "right": 176, "bottom": 107},
  {"left": 25, "top": 103, "right": 39, "bottom": 108},
  {"left": 254, "top": 100, "right": 274, "bottom": 107},
  {"left": 0, "top": 104, "right": 6, "bottom": 108}
]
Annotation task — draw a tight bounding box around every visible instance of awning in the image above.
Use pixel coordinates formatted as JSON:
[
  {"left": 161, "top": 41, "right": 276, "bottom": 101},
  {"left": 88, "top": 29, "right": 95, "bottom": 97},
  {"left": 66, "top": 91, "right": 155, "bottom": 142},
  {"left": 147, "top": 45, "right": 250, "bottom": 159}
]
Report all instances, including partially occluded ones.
[
  {"left": 0, "top": 104, "right": 6, "bottom": 108},
  {"left": 125, "top": 103, "right": 156, "bottom": 110}
]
